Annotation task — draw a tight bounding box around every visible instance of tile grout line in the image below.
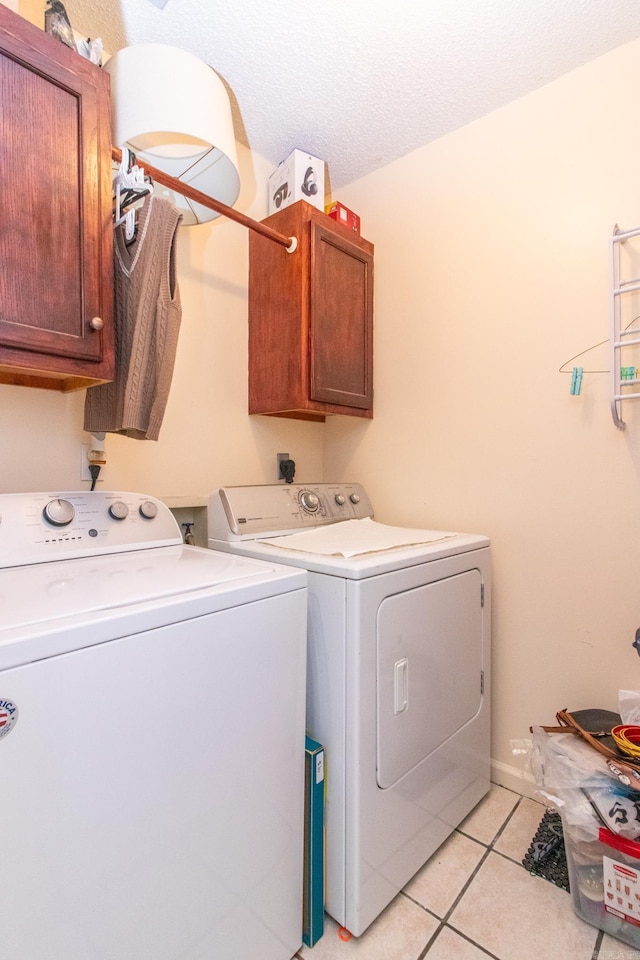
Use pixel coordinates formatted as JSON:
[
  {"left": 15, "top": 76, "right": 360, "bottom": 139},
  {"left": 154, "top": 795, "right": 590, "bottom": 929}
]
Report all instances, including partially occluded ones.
[
  {"left": 591, "top": 928, "right": 604, "bottom": 959},
  {"left": 411, "top": 839, "right": 494, "bottom": 959},
  {"left": 440, "top": 926, "right": 503, "bottom": 960},
  {"left": 412, "top": 795, "right": 526, "bottom": 958},
  {"left": 442, "top": 795, "right": 601, "bottom": 960},
  {"left": 457, "top": 800, "right": 603, "bottom": 960}
]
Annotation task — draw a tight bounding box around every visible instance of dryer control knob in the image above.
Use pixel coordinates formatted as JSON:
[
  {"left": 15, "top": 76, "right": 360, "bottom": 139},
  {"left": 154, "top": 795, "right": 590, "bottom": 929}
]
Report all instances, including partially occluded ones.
[
  {"left": 139, "top": 500, "right": 158, "bottom": 520},
  {"left": 349, "top": 493, "right": 361, "bottom": 504},
  {"left": 299, "top": 491, "right": 320, "bottom": 513},
  {"left": 109, "top": 501, "right": 129, "bottom": 520},
  {"left": 43, "top": 498, "right": 75, "bottom": 527},
  {"left": 335, "top": 494, "right": 346, "bottom": 505}
]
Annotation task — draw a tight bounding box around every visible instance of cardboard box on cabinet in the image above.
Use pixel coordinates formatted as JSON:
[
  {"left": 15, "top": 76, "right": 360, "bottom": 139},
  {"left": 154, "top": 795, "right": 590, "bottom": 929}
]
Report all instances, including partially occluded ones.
[{"left": 268, "top": 150, "right": 325, "bottom": 214}]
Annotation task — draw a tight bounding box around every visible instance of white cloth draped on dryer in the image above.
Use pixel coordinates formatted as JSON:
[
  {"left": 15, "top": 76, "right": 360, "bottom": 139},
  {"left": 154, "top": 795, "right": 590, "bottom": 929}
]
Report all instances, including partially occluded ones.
[
  {"left": 84, "top": 195, "right": 182, "bottom": 441},
  {"left": 258, "top": 517, "right": 458, "bottom": 557}
]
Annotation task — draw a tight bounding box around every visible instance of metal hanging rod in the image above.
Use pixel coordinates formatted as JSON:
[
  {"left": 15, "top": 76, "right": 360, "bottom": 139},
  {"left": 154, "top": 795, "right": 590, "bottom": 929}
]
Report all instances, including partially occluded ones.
[{"left": 111, "top": 146, "right": 297, "bottom": 253}]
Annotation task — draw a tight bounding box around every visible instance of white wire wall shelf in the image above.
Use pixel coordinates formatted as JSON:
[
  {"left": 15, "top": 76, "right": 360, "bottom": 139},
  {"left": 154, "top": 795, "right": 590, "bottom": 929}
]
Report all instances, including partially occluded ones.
[{"left": 610, "top": 224, "right": 640, "bottom": 429}]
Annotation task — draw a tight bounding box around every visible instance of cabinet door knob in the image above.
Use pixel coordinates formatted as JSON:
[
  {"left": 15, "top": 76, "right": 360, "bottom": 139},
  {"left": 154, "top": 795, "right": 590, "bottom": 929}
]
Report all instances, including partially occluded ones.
[{"left": 89, "top": 316, "right": 104, "bottom": 331}]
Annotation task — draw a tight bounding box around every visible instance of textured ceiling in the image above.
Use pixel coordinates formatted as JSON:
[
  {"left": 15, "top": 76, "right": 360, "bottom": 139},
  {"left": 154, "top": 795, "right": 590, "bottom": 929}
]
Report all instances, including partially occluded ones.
[{"left": 63, "top": 0, "right": 640, "bottom": 191}]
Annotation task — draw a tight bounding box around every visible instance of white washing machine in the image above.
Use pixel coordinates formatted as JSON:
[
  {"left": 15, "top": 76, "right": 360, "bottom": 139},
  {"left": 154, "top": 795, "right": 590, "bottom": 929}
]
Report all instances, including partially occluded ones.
[
  {"left": 0, "top": 490, "right": 307, "bottom": 960},
  {"left": 208, "top": 482, "right": 491, "bottom": 937}
]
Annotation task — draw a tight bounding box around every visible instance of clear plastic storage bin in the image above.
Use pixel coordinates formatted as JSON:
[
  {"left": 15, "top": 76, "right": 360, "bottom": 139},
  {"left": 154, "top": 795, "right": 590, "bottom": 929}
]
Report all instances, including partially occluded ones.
[{"left": 563, "top": 817, "right": 640, "bottom": 949}]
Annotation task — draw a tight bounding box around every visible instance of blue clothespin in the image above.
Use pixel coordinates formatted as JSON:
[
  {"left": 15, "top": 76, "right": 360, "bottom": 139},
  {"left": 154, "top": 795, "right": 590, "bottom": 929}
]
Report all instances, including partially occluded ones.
[{"left": 570, "top": 367, "right": 583, "bottom": 395}]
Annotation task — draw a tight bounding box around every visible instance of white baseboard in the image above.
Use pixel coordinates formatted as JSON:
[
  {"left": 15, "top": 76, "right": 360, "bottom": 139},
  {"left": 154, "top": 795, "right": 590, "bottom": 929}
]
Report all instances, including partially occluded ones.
[{"left": 490, "top": 757, "right": 541, "bottom": 801}]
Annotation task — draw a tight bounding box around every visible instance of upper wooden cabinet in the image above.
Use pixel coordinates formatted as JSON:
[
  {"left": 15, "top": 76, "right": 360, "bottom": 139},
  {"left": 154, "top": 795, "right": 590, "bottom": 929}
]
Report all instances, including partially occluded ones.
[
  {"left": 249, "top": 201, "right": 373, "bottom": 422},
  {"left": 0, "top": 5, "right": 114, "bottom": 391}
]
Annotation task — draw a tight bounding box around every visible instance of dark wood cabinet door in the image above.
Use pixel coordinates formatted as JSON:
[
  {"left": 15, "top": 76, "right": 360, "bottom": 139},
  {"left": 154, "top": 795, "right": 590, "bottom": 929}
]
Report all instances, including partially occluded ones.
[
  {"left": 309, "top": 222, "right": 373, "bottom": 409},
  {"left": 0, "top": 6, "right": 113, "bottom": 390}
]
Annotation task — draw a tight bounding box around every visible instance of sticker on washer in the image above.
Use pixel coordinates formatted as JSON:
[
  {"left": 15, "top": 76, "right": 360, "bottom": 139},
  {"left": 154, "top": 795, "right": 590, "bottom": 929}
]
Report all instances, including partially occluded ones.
[{"left": 0, "top": 699, "right": 18, "bottom": 741}]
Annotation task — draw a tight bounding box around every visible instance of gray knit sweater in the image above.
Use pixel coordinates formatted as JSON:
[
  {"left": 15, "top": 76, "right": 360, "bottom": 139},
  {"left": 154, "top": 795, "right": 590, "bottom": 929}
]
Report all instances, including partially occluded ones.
[{"left": 84, "top": 195, "right": 182, "bottom": 441}]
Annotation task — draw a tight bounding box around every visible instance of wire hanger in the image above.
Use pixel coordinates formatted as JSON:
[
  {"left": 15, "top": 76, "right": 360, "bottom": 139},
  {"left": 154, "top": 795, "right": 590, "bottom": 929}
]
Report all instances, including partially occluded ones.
[
  {"left": 112, "top": 147, "right": 153, "bottom": 243},
  {"left": 559, "top": 338, "right": 609, "bottom": 376},
  {"left": 559, "top": 314, "right": 640, "bottom": 376}
]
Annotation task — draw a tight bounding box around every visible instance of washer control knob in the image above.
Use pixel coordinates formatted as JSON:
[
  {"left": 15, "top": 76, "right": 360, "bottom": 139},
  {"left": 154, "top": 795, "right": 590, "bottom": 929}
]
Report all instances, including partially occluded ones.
[
  {"left": 108, "top": 501, "right": 129, "bottom": 521},
  {"left": 139, "top": 500, "right": 158, "bottom": 520},
  {"left": 43, "top": 498, "right": 75, "bottom": 527},
  {"left": 299, "top": 491, "right": 320, "bottom": 513},
  {"left": 335, "top": 494, "right": 346, "bottom": 506},
  {"left": 350, "top": 493, "right": 361, "bottom": 504}
]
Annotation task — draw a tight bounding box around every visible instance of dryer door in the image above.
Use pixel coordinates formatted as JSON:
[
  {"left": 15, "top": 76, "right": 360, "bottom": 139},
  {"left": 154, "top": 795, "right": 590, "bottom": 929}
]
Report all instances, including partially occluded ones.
[{"left": 376, "top": 569, "right": 483, "bottom": 789}]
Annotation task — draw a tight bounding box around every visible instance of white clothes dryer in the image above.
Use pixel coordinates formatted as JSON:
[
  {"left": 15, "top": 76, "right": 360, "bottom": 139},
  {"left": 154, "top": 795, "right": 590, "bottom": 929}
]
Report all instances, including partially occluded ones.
[
  {"left": 0, "top": 490, "right": 307, "bottom": 960},
  {"left": 208, "top": 482, "right": 491, "bottom": 937}
]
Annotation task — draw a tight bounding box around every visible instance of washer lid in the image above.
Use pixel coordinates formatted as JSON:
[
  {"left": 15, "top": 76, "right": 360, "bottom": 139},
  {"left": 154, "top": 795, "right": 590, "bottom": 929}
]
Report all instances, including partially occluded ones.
[{"left": 0, "top": 546, "right": 297, "bottom": 632}]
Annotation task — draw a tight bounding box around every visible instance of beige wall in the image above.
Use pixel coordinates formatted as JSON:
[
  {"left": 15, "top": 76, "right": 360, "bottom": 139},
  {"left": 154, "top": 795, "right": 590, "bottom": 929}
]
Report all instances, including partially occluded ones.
[
  {"left": 15, "top": 0, "right": 38, "bottom": 22},
  {"left": 328, "top": 37, "right": 640, "bottom": 789}
]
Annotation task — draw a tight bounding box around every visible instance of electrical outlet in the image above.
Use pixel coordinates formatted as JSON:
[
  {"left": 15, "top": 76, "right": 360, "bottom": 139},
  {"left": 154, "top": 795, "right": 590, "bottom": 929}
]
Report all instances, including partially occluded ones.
[
  {"left": 277, "top": 452, "right": 290, "bottom": 482},
  {"left": 81, "top": 444, "right": 103, "bottom": 483}
]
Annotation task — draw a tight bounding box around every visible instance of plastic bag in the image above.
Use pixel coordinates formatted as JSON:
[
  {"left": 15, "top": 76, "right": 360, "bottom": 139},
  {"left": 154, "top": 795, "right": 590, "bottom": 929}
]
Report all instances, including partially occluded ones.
[
  {"left": 619, "top": 690, "right": 640, "bottom": 725},
  {"left": 76, "top": 37, "right": 103, "bottom": 65},
  {"left": 530, "top": 726, "right": 640, "bottom": 840}
]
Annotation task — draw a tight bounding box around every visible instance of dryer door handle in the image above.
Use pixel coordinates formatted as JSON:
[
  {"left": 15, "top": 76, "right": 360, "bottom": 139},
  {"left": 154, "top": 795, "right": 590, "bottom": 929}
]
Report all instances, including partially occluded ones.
[{"left": 394, "top": 657, "right": 408, "bottom": 714}]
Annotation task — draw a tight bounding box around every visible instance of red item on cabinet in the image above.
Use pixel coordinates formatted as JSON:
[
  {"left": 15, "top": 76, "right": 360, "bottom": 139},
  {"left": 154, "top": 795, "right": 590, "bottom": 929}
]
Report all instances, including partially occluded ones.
[{"left": 325, "top": 201, "right": 360, "bottom": 235}]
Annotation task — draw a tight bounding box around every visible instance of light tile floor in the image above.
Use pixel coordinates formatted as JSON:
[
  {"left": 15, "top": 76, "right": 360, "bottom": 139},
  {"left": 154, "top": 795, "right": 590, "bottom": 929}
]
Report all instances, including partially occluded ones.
[{"left": 296, "top": 784, "right": 640, "bottom": 960}]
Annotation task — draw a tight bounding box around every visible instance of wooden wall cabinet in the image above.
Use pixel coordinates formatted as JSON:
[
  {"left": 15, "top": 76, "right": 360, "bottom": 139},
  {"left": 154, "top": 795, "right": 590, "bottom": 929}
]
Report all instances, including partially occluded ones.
[
  {"left": 249, "top": 200, "right": 373, "bottom": 421},
  {"left": 0, "top": 5, "right": 114, "bottom": 391}
]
